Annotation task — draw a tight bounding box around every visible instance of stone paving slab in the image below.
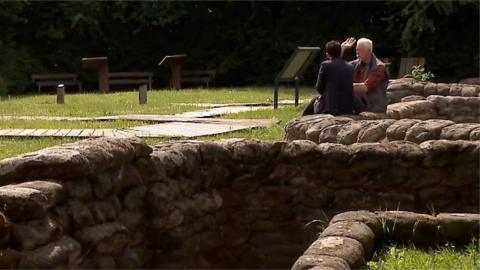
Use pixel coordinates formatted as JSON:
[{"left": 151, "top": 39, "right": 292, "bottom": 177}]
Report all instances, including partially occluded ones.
[
  {"left": 0, "top": 102, "right": 282, "bottom": 138},
  {"left": 173, "top": 105, "right": 272, "bottom": 118},
  {"left": 173, "top": 100, "right": 305, "bottom": 108},
  {"left": 0, "top": 119, "right": 279, "bottom": 138}
]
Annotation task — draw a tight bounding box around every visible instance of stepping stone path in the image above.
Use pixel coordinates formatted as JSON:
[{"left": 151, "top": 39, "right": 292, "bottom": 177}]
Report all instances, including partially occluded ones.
[{"left": 0, "top": 103, "right": 285, "bottom": 138}]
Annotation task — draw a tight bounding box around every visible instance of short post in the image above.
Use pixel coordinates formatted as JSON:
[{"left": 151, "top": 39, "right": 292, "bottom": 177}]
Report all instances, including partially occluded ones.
[
  {"left": 139, "top": 84, "right": 147, "bottom": 105},
  {"left": 294, "top": 76, "right": 300, "bottom": 107},
  {"left": 57, "top": 84, "right": 65, "bottom": 104},
  {"left": 273, "top": 80, "right": 279, "bottom": 109}
]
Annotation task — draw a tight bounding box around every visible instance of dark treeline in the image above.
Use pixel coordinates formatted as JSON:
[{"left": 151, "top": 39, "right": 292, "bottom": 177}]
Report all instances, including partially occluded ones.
[{"left": 0, "top": 1, "right": 478, "bottom": 94}]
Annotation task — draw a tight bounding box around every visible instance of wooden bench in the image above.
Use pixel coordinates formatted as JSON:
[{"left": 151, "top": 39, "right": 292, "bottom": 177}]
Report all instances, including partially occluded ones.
[
  {"left": 31, "top": 73, "right": 82, "bottom": 92},
  {"left": 398, "top": 57, "right": 425, "bottom": 78},
  {"left": 109, "top": 72, "right": 153, "bottom": 89},
  {"left": 180, "top": 69, "right": 216, "bottom": 88}
]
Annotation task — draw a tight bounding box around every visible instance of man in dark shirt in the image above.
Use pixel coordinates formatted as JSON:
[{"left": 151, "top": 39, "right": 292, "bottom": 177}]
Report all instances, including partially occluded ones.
[{"left": 302, "top": 40, "right": 359, "bottom": 116}]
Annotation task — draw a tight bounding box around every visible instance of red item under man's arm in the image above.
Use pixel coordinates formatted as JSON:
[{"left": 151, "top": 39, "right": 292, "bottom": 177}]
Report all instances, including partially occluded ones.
[{"left": 365, "top": 65, "right": 386, "bottom": 91}]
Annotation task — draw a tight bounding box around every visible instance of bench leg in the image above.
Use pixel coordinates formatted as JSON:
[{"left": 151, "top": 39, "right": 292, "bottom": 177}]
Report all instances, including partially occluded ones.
[
  {"left": 37, "top": 85, "right": 41, "bottom": 93},
  {"left": 79, "top": 82, "right": 83, "bottom": 92}
]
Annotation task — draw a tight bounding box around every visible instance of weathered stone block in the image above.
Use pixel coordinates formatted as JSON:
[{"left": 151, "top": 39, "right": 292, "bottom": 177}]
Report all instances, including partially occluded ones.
[
  {"left": 436, "top": 213, "right": 480, "bottom": 244},
  {"left": 320, "top": 221, "right": 376, "bottom": 258},
  {"left": 18, "top": 236, "right": 81, "bottom": 269},
  {"left": 67, "top": 200, "right": 95, "bottom": 229},
  {"left": 304, "top": 236, "right": 365, "bottom": 268},
  {"left": 0, "top": 211, "right": 9, "bottom": 247},
  {"left": 10, "top": 216, "right": 62, "bottom": 251},
  {"left": 75, "top": 222, "right": 129, "bottom": 255},
  {"left": 0, "top": 186, "right": 52, "bottom": 221},
  {"left": 292, "top": 254, "right": 350, "bottom": 270},
  {"left": 376, "top": 211, "right": 437, "bottom": 244}
]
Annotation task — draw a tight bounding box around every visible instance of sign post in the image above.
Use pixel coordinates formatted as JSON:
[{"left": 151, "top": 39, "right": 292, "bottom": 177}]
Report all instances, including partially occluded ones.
[
  {"left": 273, "top": 47, "right": 321, "bottom": 109},
  {"left": 82, "top": 57, "right": 109, "bottom": 93},
  {"left": 159, "top": 55, "right": 187, "bottom": 90}
]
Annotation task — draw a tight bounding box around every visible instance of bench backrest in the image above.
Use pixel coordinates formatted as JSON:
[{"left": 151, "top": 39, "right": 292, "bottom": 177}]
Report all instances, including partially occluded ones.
[
  {"left": 31, "top": 73, "right": 78, "bottom": 81},
  {"left": 181, "top": 69, "right": 216, "bottom": 78},
  {"left": 109, "top": 72, "right": 153, "bottom": 79}
]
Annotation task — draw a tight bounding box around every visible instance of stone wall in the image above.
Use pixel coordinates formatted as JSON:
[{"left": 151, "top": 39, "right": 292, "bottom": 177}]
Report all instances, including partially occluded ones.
[
  {"left": 387, "top": 78, "right": 480, "bottom": 104},
  {"left": 286, "top": 95, "right": 480, "bottom": 142},
  {"left": 288, "top": 117, "right": 480, "bottom": 144},
  {"left": 0, "top": 138, "right": 478, "bottom": 268}
]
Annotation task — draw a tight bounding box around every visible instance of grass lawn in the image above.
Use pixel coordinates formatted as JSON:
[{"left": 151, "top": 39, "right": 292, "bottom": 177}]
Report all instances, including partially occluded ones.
[
  {"left": 0, "top": 87, "right": 314, "bottom": 160},
  {"left": 367, "top": 242, "right": 480, "bottom": 270}
]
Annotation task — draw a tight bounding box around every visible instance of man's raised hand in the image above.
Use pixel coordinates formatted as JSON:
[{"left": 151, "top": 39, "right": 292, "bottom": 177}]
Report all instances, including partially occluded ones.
[{"left": 341, "top": 37, "right": 356, "bottom": 50}]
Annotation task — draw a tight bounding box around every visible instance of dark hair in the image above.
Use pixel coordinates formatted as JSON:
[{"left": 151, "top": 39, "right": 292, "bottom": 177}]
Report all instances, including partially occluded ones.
[{"left": 325, "top": 40, "right": 341, "bottom": 58}]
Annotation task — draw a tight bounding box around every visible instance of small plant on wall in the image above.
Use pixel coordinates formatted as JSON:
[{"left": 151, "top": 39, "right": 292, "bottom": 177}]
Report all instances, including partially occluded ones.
[{"left": 411, "top": 65, "right": 435, "bottom": 82}]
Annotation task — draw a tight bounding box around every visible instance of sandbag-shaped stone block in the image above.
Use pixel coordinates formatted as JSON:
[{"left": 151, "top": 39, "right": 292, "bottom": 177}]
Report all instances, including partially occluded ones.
[
  {"left": 470, "top": 127, "right": 480, "bottom": 140},
  {"left": 405, "top": 120, "right": 455, "bottom": 143},
  {"left": 118, "top": 211, "right": 143, "bottom": 230},
  {"left": 318, "top": 124, "right": 344, "bottom": 143},
  {"left": 0, "top": 211, "right": 9, "bottom": 247},
  {"left": 0, "top": 137, "right": 152, "bottom": 185},
  {"left": 412, "top": 82, "right": 426, "bottom": 93},
  {"left": 115, "top": 247, "right": 146, "bottom": 269},
  {"left": 387, "top": 141, "right": 423, "bottom": 166},
  {"left": 279, "top": 140, "right": 320, "bottom": 161},
  {"left": 10, "top": 216, "right": 62, "bottom": 251},
  {"left": 15, "top": 180, "right": 65, "bottom": 205},
  {"left": 329, "top": 211, "right": 382, "bottom": 237},
  {"left": 0, "top": 186, "right": 54, "bottom": 221},
  {"left": 357, "top": 120, "right": 395, "bottom": 143},
  {"left": 348, "top": 143, "right": 391, "bottom": 169},
  {"left": 304, "top": 236, "right": 365, "bottom": 268},
  {"left": 305, "top": 117, "right": 353, "bottom": 142},
  {"left": 123, "top": 184, "right": 147, "bottom": 211},
  {"left": 375, "top": 211, "right": 438, "bottom": 245},
  {"left": 92, "top": 172, "right": 114, "bottom": 199},
  {"left": 424, "top": 82, "right": 437, "bottom": 95},
  {"left": 440, "top": 123, "right": 480, "bottom": 140},
  {"left": 221, "top": 138, "right": 284, "bottom": 164},
  {"left": 18, "top": 236, "right": 81, "bottom": 269},
  {"left": 320, "top": 221, "right": 376, "bottom": 258},
  {"left": 315, "top": 143, "right": 352, "bottom": 168},
  {"left": 461, "top": 86, "right": 477, "bottom": 97},
  {"left": 291, "top": 254, "right": 350, "bottom": 270},
  {"left": 420, "top": 140, "right": 479, "bottom": 167},
  {"left": 75, "top": 222, "right": 130, "bottom": 255},
  {"left": 67, "top": 200, "right": 95, "bottom": 229},
  {"left": 449, "top": 84, "right": 463, "bottom": 96},
  {"left": 436, "top": 83, "right": 450, "bottom": 95},
  {"left": 0, "top": 248, "right": 23, "bottom": 268},
  {"left": 88, "top": 199, "right": 119, "bottom": 223},
  {"left": 385, "top": 119, "right": 421, "bottom": 141},
  {"left": 64, "top": 178, "right": 92, "bottom": 201},
  {"left": 336, "top": 122, "right": 366, "bottom": 145},
  {"left": 401, "top": 95, "right": 425, "bottom": 102},
  {"left": 436, "top": 213, "right": 480, "bottom": 245}
]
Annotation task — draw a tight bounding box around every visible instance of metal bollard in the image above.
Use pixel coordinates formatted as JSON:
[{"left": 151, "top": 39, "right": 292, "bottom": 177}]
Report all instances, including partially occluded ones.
[
  {"left": 139, "top": 84, "right": 147, "bottom": 105},
  {"left": 57, "top": 84, "right": 65, "bottom": 104}
]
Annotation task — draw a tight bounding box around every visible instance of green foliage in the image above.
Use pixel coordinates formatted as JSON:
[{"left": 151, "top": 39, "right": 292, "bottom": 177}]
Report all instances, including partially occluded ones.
[
  {"left": 0, "top": 2, "right": 477, "bottom": 93},
  {"left": 366, "top": 241, "right": 479, "bottom": 270},
  {"left": 0, "top": 47, "right": 40, "bottom": 94},
  {"left": 411, "top": 65, "right": 435, "bottom": 82}
]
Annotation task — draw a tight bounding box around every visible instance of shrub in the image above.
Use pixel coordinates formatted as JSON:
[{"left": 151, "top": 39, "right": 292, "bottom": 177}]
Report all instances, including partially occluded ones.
[{"left": 411, "top": 65, "right": 435, "bottom": 82}]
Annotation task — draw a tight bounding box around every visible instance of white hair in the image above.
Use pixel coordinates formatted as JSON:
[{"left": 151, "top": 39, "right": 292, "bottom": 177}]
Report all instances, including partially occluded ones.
[{"left": 357, "top": 38, "right": 373, "bottom": 51}]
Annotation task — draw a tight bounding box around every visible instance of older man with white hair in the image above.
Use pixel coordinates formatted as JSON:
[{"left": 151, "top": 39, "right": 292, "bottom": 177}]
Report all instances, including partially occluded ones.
[{"left": 341, "top": 37, "right": 389, "bottom": 113}]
